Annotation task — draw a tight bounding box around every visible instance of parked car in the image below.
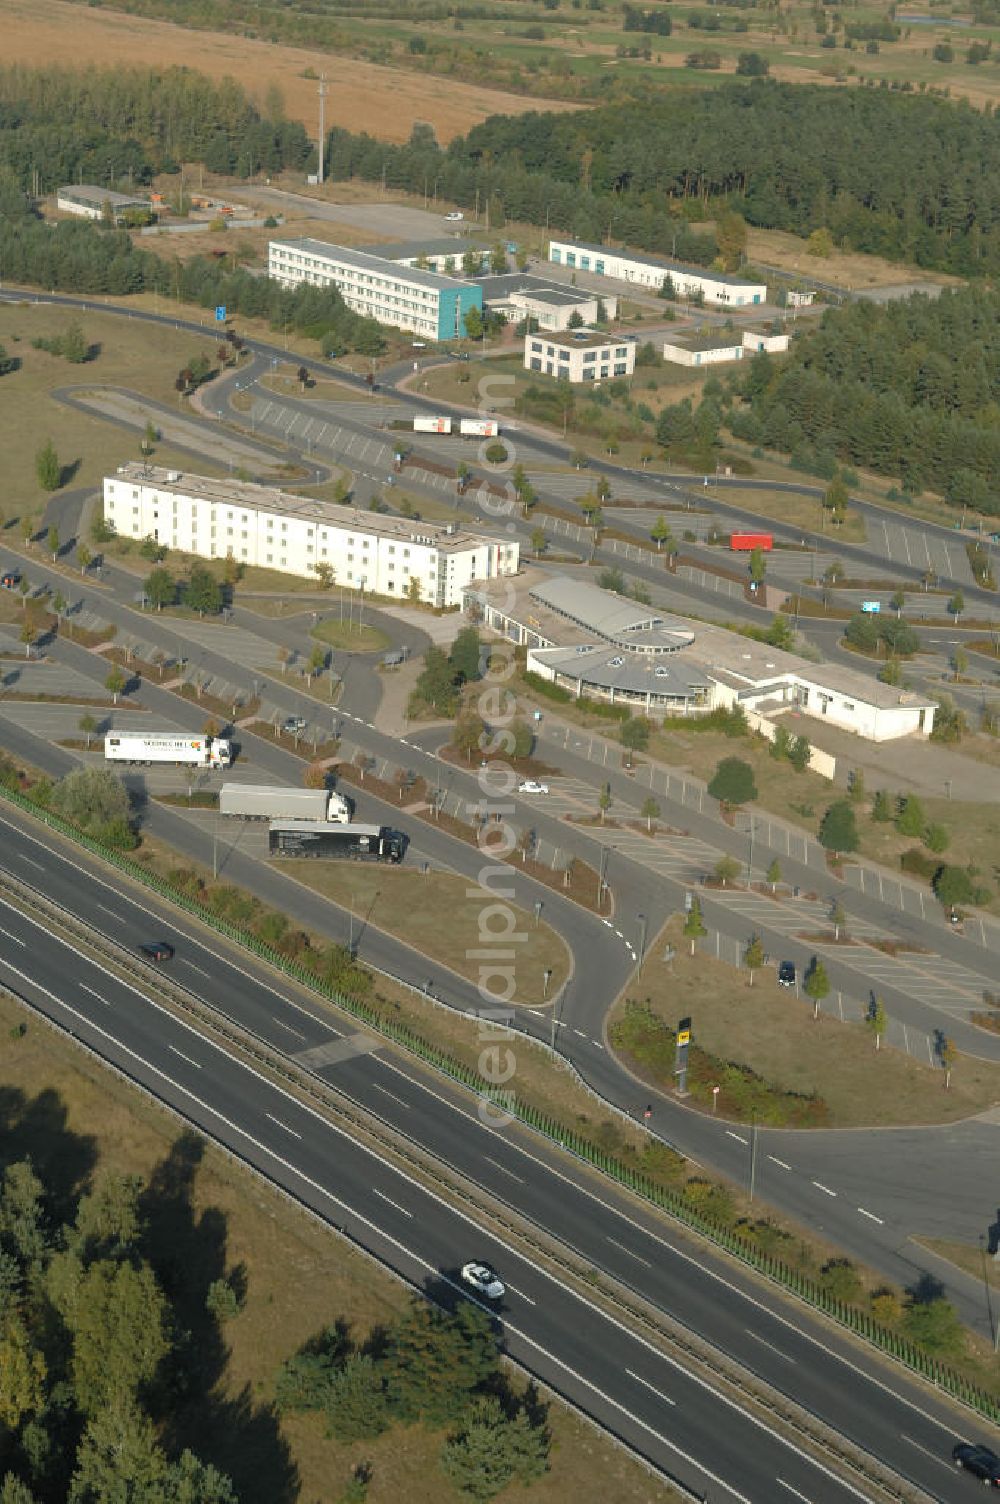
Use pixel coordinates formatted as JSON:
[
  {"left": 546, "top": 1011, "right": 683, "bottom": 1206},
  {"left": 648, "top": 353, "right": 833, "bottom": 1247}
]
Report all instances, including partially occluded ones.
[
  {"left": 518, "top": 780, "right": 549, "bottom": 795},
  {"left": 444, "top": 211, "right": 464, "bottom": 222},
  {"left": 1, "top": 571, "right": 21, "bottom": 590},
  {"left": 447, "top": 350, "right": 471, "bottom": 361},
  {"left": 778, "top": 961, "right": 796, "bottom": 988},
  {"left": 139, "top": 940, "right": 174, "bottom": 963},
  {"left": 281, "top": 716, "right": 307, "bottom": 735},
  {"left": 460, "top": 1262, "right": 505, "bottom": 1300},
  {"left": 953, "top": 1443, "right": 1000, "bottom": 1485}
]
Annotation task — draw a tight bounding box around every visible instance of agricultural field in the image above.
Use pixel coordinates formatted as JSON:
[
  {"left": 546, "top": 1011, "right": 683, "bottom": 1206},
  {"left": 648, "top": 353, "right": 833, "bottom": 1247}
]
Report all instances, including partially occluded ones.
[
  {"left": 0, "top": 0, "right": 581, "bottom": 142},
  {"left": 21, "top": 0, "right": 1000, "bottom": 115}
]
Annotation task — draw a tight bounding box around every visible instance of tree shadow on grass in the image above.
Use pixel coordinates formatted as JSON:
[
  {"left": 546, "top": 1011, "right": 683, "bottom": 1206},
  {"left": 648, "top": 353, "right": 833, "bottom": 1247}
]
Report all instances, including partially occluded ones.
[
  {"left": 0, "top": 1084, "right": 98, "bottom": 1226},
  {"left": 140, "top": 1130, "right": 298, "bottom": 1503}
]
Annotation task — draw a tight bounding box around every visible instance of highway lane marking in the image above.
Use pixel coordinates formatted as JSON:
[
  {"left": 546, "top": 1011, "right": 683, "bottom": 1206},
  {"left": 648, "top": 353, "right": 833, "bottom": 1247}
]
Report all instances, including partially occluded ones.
[
  {"left": 0, "top": 956, "right": 767, "bottom": 1503},
  {"left": 79, "top": 984, "right": 111, "bottom": 1007},
  {"left": 726, "top": 1130, "right": 749, "bottom": 1145},
  {"left": 266, "top": 1113, "right": 302, "bottom": 1140},
  {"left": 0, "top": 817, "right": 343, "bottom": 1036},
  {"left": 485, "top": 1156, "right": 524, "bottom": 1183},
  {"left": 900, "top": 1435, "right": 954, "bottom": 1470},
  {"left": 857, "top": 1207, "right": 884, "bottom": 1225},
  {"left": 183, "top": 961, "right": 210, "bottom": 979},
  {"left": 811, "top": 1181, "right": 837, "bottom": 1197},
  {"left": 0, "top": 824, "right": 958, "bottom": 1449},
  {"left": 271, "top": 1019, "right": 308, "bottom": 1041},
  {"left": 776, "top": 1481, "right": 813, "bottom": 1503},
  {"left": 373, "top": 1189, "right": 412, "bottom": 1218},
  {"left": 95, "top": 903, "right": 120, "bottom": 919},
  {"left": 607, "top": 1237, "right": 651, "bottom": 1268},
  {"left": 625, "top": 1368, "right": 676, "bottom": 1406},
  {"left": 768, "top": 1155, "right": 791, "bottom": 1170},
  {"left": 498, "top": 1280, "right": 536, "bottom": 1306},
  {"left": 0, "top": 926, "right": 25, "bottom": 947},
  {"left": 169, "top": 1045, "right": 202, "bottom": 1069},
  {"left": 17, "top": 855, "right": 44, "bottom": 871},
  {"left": 746, "top": 1330, "right": 796, "bottom": 1362},
  {"left": 371, "top": 1083, "right": 409, "bottom": 1108}
]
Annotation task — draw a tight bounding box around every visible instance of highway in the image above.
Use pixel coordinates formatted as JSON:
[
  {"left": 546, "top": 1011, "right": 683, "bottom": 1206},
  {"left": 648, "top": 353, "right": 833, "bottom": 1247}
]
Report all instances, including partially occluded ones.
[
  {"left": 0, "top": 804, "right": 985, "bottom": 1503},
  {"left": 6, "top": 285, "right": 1000, "bottom": 1337}
]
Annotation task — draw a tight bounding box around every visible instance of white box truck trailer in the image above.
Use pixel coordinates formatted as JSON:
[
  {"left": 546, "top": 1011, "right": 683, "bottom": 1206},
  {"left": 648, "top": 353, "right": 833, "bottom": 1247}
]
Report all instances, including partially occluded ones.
[
  {"left": 413, "top": 416, "right": 452, "bottom": 434},
  {"left": 459, "top": 418, "right": 499, "bottom": 437},
  {"left": 218, "top": 784, "right": 351, "bottom": 823},
  {"left": 104, "top": 732, "right": 232, "bottom": 768}
]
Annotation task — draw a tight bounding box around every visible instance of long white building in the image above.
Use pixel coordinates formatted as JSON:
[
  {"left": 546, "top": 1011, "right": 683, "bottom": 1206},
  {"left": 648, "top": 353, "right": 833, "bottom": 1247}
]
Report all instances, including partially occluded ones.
[
  {"left": 103, "top": 464, "right": 518, "bottom": 607},
  {"left": 268, "top": 236, "right": 482, "bottom": 342},
  {"left": 548, "top": 238, "right": 766, "bottom": 307}
]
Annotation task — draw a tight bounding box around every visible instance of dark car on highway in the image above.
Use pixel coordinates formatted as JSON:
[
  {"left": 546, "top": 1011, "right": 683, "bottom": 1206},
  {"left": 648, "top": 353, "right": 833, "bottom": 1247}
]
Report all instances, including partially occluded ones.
[
  {"left": 953, "top": 1443, "right": 1000, "bottom": 1484},
  {"left": 778, "top": 961, "right": 796, "bottom": 988},
  {"left": 139, "top": 940, "right": 174, "bottom": 963}
]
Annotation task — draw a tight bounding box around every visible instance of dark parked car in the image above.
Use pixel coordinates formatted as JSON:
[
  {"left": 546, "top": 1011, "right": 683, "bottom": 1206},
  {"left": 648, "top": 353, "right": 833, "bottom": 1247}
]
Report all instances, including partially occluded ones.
[
  {"left": 139, "top": 940, "right": 174, "bottom": 963},
  {"left": 281, "top": 716, "right": 307, "bottom": 735},
  {"left": 953, "top": 1443, "right": 1000, "bottom": 1485},
  {"left": 1, "top": 571, "right": 21, "bottom": 590},
  {"left": 778, "top": 961, "right": 796, "bottom": 988}
]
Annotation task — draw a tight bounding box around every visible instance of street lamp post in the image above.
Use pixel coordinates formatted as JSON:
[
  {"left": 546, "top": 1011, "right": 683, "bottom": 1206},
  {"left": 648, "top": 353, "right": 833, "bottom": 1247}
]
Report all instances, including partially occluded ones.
[
  {"left": 747, "top": 814, "right": 755, "bottom": 887},
  {"left": 637, "top": 912, "right": 647, "bottom": 974},
  {"left": 543, "top": 967, "right": 553, "bottom": 1000}
]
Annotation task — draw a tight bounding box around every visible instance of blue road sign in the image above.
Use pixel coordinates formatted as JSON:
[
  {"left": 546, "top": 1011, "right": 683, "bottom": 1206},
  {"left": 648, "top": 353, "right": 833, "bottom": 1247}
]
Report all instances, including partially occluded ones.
[
  {"left": 861, "top": 600, "right": 881, "bottom": 613},
  {"left": 215, "top": 306, "right": 227, "bottom": 322}
]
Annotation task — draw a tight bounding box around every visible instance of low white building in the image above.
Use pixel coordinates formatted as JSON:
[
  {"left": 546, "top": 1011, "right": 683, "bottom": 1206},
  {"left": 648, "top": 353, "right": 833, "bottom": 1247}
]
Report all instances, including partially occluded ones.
[
  {"left": 786, "top": 289, "right": 815, "bottom": 309},
  {"left": 103, "top": 464, "right": 518, "bottom": 608},
  {"left": 548, "top": 238, "right": 766, "bottom": 307},
  {"left": 662, "top": 334, "right": 745, "bottom": 368},
  {"left": 742, "top": 330, "right": 789, "bottom": 355},
  {"left": 524, "top": 330, "right": 636, "bottom": 383},
  {"left": 57, "top": 185, "right": 151, "bottom": 223},
  {"left": 267, "top": 237, "right": 482, "bottom": 342},
  {"left": 466, "top": 571, "right": 935, "bottom": 742},
  {"left": 358, "top": 237, "right": 493, "bottom": 276}
]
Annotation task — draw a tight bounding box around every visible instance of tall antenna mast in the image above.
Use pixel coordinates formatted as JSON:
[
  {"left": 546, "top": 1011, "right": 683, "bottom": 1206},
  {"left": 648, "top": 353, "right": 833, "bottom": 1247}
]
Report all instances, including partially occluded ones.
[{"left": 317, "top": 74, "right": 327, "bottom": 184}]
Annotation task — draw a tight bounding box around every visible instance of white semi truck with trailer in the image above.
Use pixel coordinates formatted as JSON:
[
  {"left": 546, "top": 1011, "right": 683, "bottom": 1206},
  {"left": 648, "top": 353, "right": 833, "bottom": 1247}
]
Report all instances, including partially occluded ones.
[
  {"left": 218, "top": 784, "right": 351, "bottom": 824},
  {"left": 104, "top": 732, "right": 232, "bottom": 768}
]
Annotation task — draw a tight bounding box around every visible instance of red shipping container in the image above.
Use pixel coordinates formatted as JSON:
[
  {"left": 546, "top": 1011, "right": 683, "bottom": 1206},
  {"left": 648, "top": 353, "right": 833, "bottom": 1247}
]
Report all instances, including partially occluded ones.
[{"left": 730, "top": 532, "right": 773, "bottom": 551}]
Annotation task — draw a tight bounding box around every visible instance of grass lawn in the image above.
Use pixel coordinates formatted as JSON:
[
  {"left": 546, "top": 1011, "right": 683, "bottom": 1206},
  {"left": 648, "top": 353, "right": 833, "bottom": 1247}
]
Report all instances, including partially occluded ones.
[
  {"left": 613, "top": 918, "right": 1000, "bottom": 1127},
  {"left": 276, "top": 861, "right": 571, "bottom": 1006},
  {"left": 0, "top": 302, "right": 218, "bottom": 522},
  {"left": 713, "top": 485, "right": 868, "bottom": 546},
  {"left": 0, "top": 996, "right": 672, "bottom": 1504},
  {"left": 311, "top": 617, "right": 390, "bottom": 653},
  {"left": 851, "top": 794, "right": 1000, "bottom": 912}
]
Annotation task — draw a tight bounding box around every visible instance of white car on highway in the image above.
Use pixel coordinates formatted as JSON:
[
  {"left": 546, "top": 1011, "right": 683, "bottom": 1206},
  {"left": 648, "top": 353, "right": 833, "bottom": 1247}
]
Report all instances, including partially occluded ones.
[
  {"left": 444, "top": 210, "right": 464, "bottom": 221},
  {"left": 518, "top": 780, "right": 549, "bottom": 795},
  {"left": 460, "top": 1262, "right": 505, "bottom": 1300}
]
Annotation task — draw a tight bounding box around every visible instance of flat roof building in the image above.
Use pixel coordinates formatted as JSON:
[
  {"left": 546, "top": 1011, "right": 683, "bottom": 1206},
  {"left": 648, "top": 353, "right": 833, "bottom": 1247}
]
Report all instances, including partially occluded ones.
[
  {"left": 104, "top": 463, "right": 518, "bottom": 607},
  {"left": 57, "top": 185, "right": 151, "bottom": 223},
  {"left": 548, "top": 238, "right": 766, "bottom": 307},
  {"left": 466, "top": 570, "right": 935, "bottom": 741},
  {"left": 357, "top": 237, "right": 494, "bottom": 275},
  {"left": 267, "top": 237, "right": 482, "bottom": 342},
  {"left": 524, "top": 330, "right": 636, "bottom": 383}
]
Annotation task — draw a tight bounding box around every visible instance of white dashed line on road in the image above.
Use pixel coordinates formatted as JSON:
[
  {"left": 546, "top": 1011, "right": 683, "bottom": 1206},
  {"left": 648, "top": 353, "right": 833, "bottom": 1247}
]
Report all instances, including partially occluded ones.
[
  {"left": 80, "top": 984, "right": 111, "bottom": 1007},
  {"left": 168, "top": 1044, "right": 201, "bottom": 1068},
  {"left": 625, "top": 1369, "right": 676, "bottom": 1406},
  {"left": 768, "top": 1155, "right": 792, "bottom": 1170},
  {"left": 607, "top": 1236, "right": 651, "bottom": 1267},
  {"left": 726, "top": 1130, "right": 749, "bottom": 1145},
  {"left": 857, "top": 1207, "right": 884, "bottom": 1225},
  {"left": 812, "top": 1181, "right": 837, "bottom": 1197},
  {"left": 484, "top": 1156, "right": 524, "bottom": 1183},
  {"left": 746, "top": 1330, "right": 796, "bottom": 1362},
  {"left": 373, "top": 1188, "right": 412, "bottom": 1217},
  {"left": 266, "top": 1113, "right": 302, "bottom": 1139}
]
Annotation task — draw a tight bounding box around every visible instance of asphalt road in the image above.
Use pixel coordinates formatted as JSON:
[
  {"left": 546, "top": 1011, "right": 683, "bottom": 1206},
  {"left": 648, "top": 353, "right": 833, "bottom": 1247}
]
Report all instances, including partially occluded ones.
[
  {"left": 6, "top": 286, "right": 1000, "bottom": 1330},
  {"left": 0, "top": 806, "right": 988, "bottom": 1504}
]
